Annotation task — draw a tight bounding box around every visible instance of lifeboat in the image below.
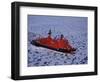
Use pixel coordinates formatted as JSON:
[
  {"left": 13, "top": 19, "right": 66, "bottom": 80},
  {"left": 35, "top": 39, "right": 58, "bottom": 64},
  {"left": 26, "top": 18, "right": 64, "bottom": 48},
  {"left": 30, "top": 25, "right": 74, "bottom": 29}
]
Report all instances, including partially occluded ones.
[{"left": 31, "top": 30, "right": 76, "bottom": 53}]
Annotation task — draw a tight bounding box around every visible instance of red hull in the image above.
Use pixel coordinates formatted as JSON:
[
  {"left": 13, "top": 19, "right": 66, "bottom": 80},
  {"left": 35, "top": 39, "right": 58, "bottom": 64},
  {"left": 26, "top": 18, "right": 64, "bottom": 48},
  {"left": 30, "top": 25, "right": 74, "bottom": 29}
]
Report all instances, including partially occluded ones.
[{"left": 31, "top": 40, "right": 76, "bottom": 53}]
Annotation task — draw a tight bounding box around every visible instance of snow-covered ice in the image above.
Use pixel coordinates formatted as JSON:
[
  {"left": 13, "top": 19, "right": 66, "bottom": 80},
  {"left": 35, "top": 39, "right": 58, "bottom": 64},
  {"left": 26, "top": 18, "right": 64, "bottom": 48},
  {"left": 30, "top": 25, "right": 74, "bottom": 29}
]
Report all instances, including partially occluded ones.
[
  {"left": 28, "top": 32, "right": 88, "bottom": 67},
  {"left": 27, "top": 15, "right": 88, "bottom": 67}
]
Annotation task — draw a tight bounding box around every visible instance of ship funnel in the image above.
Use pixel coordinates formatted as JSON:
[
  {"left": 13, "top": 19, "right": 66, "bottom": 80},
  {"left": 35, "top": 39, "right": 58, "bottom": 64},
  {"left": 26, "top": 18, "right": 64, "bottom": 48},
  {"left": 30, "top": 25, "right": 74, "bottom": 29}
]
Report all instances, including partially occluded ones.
[
  {"left": 61, "top": 34, "right": 64, "bottom": 39},
  {"left": 48, "top": 29, "right": 52, "bottom": 35}
]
